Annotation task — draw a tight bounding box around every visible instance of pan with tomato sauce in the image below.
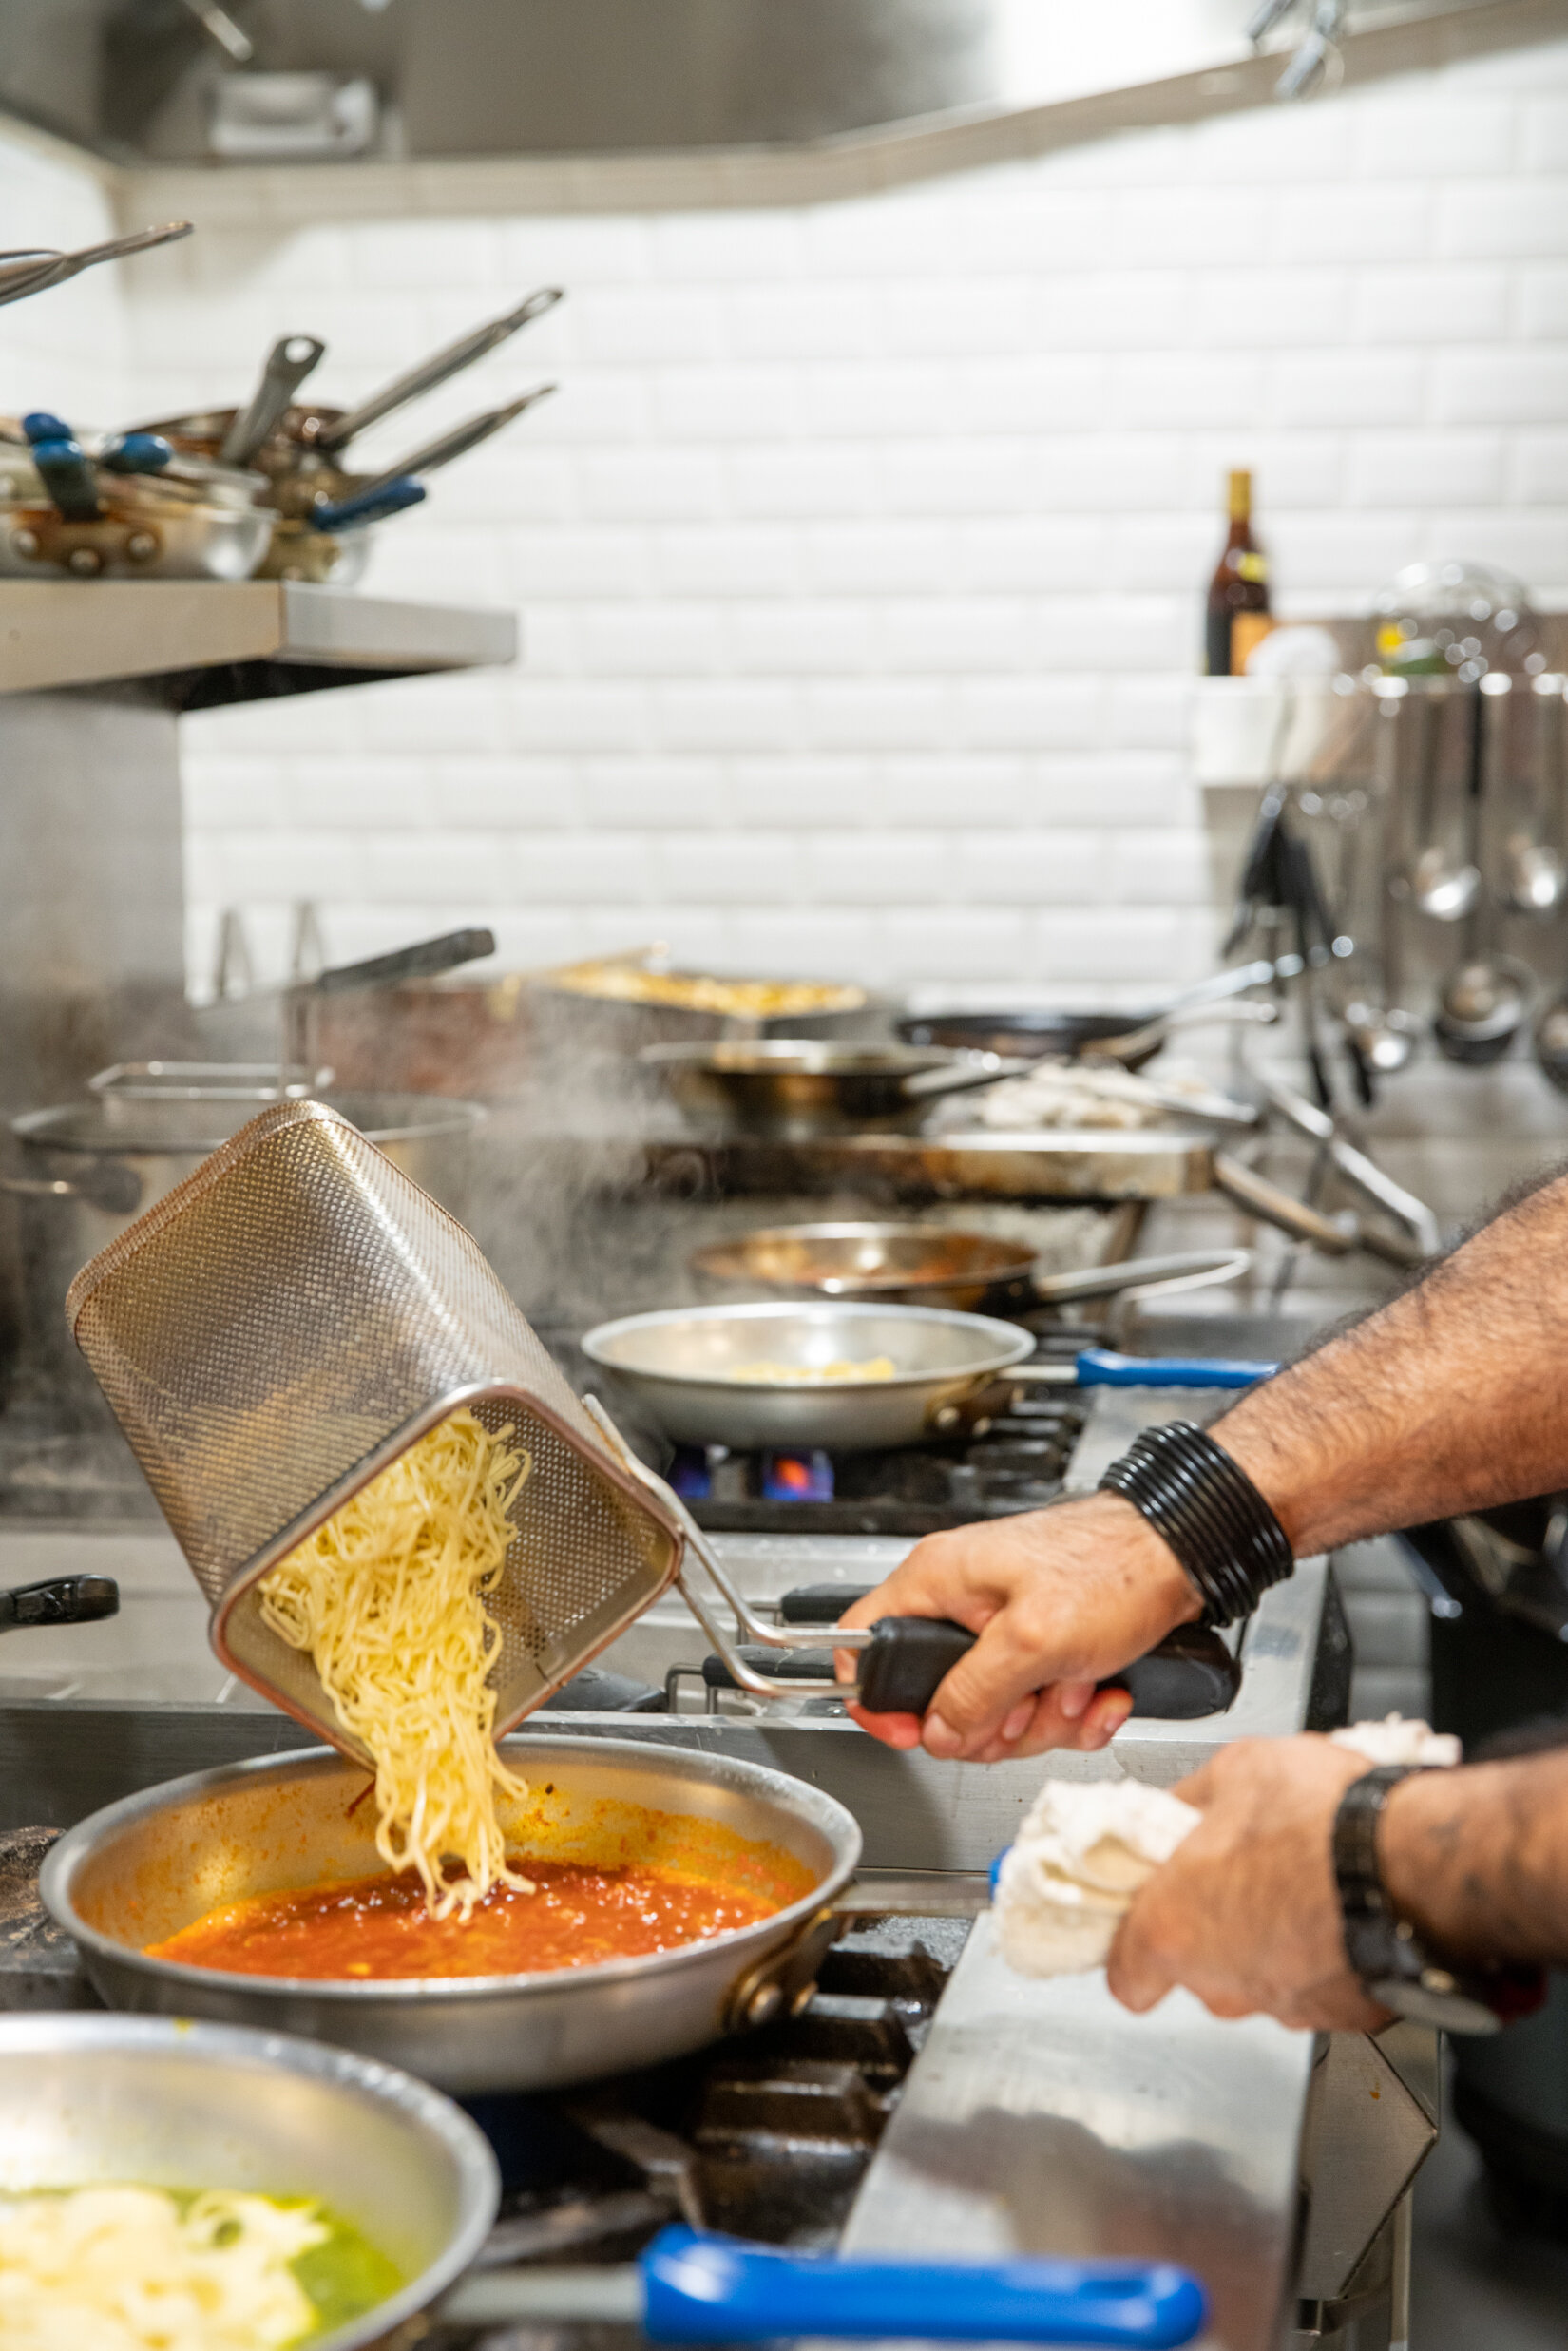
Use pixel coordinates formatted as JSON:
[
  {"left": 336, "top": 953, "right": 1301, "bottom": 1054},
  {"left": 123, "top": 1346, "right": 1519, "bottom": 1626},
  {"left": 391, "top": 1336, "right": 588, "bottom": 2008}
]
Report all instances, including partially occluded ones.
[{"left": 145, "top": 1858, "right": 787, "bottom": 1981}]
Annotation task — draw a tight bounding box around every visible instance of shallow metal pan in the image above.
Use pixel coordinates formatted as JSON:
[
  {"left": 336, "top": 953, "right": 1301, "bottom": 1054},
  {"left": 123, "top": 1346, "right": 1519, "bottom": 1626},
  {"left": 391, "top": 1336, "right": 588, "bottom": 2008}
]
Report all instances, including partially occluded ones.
[
  {"left": 689, "top": 1221, "right": 1251, "bottom": 1316},
  {"left": 582, "top": 1300, "right": 1040, "bottom": 1451},
  {"left": 0, "top": 2013, "right": 498, "bottom": 2351},
  {"left": 42, "top": 1737, "right": 861, "bottom": 2096},
  {"left": 641, "top": 1040, "right": 1027, "bottom": 1139}
]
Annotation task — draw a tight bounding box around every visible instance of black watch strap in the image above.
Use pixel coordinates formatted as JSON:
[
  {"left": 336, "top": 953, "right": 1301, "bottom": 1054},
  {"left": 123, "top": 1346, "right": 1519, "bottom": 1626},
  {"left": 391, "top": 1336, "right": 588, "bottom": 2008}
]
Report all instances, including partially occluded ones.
[{"left": 1332, "top": 1765, "right": 1544, "bottom": 2035}]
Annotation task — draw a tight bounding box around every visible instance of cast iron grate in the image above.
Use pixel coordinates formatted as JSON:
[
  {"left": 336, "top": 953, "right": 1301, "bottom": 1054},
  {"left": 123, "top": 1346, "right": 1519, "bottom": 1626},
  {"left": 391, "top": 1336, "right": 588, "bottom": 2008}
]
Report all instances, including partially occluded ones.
[{"left": 447, "top": 1915, "right": 968, "bottom": 2343}]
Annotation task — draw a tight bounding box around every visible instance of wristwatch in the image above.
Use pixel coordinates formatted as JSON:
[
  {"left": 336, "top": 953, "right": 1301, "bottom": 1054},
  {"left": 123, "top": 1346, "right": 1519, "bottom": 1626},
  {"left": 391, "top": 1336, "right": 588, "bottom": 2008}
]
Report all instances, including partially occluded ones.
[{"left": 1332, "top": 1764, "right": 1544, "bottom": 2035}]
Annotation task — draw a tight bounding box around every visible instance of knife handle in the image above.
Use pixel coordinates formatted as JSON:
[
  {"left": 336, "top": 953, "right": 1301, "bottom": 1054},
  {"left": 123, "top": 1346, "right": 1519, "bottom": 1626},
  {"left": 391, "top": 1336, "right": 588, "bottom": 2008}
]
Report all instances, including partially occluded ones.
[
  {"left": 855, "top": 1615, "right": 1238, "bottom": 1722},
  {"left": 639, "top": 2227, "right": 1207, "bottom": 2346}
]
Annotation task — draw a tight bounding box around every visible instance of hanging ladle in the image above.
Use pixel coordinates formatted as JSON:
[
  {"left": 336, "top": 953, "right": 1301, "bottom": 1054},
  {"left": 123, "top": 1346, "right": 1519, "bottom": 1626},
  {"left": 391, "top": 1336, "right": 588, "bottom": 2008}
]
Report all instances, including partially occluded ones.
[
  {"left": 1407, "top": 689, "right": 1481, "bottom": 922},
  {"left": 1435, "top": 685, "right": 1531, "bottom": 1065},
  {"left": 1501, "top": 682, "right": 1568, "bottom": 915}
]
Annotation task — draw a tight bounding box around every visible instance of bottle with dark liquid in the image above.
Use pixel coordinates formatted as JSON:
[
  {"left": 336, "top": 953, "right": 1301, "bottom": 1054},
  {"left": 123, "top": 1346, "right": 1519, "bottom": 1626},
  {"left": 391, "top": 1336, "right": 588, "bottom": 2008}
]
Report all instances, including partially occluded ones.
[{"left": 1205, "top": 469, "right": 1271, "bottom": 676}]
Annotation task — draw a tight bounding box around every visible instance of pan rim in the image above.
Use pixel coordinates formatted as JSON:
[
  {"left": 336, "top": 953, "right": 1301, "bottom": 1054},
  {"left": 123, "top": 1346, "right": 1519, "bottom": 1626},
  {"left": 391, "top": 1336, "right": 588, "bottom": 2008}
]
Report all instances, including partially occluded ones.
[
  {"left": 689, "top": 1221, "right": 1039, "bottom": 1295},
  {"left": 581, "top": 1299, "right": 1037, "bottom": 1389},
  {"left": 41, "top": 1736, "right": 862, "bottom": 2006}
]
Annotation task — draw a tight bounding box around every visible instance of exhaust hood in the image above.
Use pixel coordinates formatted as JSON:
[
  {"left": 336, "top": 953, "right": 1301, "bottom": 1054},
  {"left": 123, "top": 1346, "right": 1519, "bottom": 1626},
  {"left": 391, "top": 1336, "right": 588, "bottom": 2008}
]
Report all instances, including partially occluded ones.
[{"left": 0, "top": 0, "right": 1530, "bottom": 167}]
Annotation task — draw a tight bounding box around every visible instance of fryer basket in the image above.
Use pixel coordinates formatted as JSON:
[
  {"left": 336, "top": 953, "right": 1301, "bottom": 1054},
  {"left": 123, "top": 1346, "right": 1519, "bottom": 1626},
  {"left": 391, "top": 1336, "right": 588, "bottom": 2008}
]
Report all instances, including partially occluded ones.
[{"left": 66, "top": 1100, "right": 685, "bottom": 1755}]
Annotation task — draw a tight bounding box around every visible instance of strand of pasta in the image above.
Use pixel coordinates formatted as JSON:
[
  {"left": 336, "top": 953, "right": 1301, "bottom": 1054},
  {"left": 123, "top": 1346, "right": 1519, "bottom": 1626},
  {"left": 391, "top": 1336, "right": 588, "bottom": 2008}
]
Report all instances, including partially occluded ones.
[{"left": 258, "top": 1408, "right": 533, "bottom": 1919}]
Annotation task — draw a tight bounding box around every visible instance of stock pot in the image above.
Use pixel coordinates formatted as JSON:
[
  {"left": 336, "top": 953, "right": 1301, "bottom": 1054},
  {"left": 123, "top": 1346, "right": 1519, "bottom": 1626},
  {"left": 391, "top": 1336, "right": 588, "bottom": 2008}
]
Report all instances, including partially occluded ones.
[{"left": 5, "top": 1072, "right": 483, "bottom": 1408}]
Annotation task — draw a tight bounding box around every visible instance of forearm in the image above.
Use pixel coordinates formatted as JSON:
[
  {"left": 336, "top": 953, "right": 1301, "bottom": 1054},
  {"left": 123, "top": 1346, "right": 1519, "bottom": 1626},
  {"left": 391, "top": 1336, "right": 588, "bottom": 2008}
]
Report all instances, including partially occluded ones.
[
  {"left": 1382, "top": 1750, "right": 1568, "bottom": 1968},
  {"left": 1209, "top": 1166, "right": 1568, "bottom": 1555}
]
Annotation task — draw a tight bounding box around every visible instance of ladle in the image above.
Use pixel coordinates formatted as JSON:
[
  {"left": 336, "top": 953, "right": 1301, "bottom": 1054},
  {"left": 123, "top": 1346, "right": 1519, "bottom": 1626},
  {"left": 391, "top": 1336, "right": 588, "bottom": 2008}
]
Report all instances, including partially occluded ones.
[
  {"left": 1342, "top": 999, "right": 1420, "bottom": 1076},
  {"left": 1503, "top": 834, "right": 1567, "bottom": 916},
  {"left": 1435, "top": 687, "right": 1530, "bottom": 1065},
  {"left": 1534, "top": 989, "right": 1568, "bottom": 1095},
  {"left": 1407, "top": 690, "right": 1481, "bottom": 922}
]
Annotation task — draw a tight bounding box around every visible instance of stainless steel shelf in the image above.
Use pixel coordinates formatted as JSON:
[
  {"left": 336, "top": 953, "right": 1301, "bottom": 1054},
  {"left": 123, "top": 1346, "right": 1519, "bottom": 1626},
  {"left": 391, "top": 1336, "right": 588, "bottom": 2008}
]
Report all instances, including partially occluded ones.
[{"left": 0, "top": 580, "right": 517, "bottom": 704}]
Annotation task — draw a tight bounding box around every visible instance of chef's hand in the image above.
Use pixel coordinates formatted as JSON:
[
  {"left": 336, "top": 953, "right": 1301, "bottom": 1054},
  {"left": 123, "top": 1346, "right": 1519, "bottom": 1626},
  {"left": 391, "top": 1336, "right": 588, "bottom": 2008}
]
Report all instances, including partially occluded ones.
[
  {"left": 1108, "top": 1734, "right": 1386, "bottom": 2031},
  {"left": 834, "top": 1493, "right": 1201, "bottom": 1761}
]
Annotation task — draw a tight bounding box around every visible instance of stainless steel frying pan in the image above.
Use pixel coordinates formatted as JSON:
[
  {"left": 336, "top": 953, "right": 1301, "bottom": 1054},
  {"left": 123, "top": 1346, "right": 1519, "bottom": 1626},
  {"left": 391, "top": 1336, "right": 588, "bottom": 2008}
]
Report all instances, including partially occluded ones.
[
  {"left": 43, "top": 1739, "right": 860, "bottom": 2094},
  {"left": 689, "top": 1223, "right": 1251, "bottom": 1314},
  {"left": 580, "top": 1300, "right": 1270, "bottom": 1453},
  {"left": 583, "top": 1301, "right": 1040, "bottom": 1451},
  {"left": 641, "top": 1042, "right": 1030, "bottom": 1140}
]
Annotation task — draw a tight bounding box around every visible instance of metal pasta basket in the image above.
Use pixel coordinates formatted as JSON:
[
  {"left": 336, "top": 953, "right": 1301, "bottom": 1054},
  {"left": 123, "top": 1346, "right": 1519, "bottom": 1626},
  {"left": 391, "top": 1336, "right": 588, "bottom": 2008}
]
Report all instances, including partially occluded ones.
[{"left": 64, "top": 1100, "right": 870, "bottom": 1753}]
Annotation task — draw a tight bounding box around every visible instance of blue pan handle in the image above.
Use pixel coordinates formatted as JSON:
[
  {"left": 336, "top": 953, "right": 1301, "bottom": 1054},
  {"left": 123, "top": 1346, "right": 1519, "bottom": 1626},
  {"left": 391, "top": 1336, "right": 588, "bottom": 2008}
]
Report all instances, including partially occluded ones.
[
  {"left": 100, "top": 430, "right": 173, "bottom": 474},
  {"left": 640, "top": 2227, "right": 1207, "bottom": 2347},
  {"left": 310, "top": 476, "right": 426, "bottom": 533},
  {"left": 21, "top": 411, "right": 101, "bottom": 521},
  {"left": 1075, "top": 1346, "right": 1277, "bottom": 1390}
]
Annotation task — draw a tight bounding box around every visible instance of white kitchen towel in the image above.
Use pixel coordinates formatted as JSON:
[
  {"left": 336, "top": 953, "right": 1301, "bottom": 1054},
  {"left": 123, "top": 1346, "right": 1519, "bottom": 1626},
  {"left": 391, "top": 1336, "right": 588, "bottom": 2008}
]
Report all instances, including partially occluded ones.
[{"left": 995, "top": 1714, "right": 1459, "bottom": 1980}]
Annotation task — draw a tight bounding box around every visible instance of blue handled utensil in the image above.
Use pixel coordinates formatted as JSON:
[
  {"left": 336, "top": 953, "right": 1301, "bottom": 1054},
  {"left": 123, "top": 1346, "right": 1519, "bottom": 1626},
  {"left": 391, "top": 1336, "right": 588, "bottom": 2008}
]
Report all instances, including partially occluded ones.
[
  {"left": 21, "top": 411, "right": 101, "bottom": 521},
  {"left": 441, "top": 2225, "right": 1208, "bottom": 2347},
  {"left": 99, "top": 430, "right": 173, "bottom": 475},
  {"left": 308, "top": 476, "right": 426, "bottom": 533},
  {"left": 1026, "top": 1346, "right": 1278, "bottom": 1391}
]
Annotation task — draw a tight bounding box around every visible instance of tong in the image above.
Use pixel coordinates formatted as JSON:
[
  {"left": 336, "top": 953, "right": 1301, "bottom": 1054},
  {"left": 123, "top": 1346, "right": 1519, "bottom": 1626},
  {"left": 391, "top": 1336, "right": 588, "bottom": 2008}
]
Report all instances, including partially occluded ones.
[{"left": 0, "top": 222, "right": 192, "bottom": 310}]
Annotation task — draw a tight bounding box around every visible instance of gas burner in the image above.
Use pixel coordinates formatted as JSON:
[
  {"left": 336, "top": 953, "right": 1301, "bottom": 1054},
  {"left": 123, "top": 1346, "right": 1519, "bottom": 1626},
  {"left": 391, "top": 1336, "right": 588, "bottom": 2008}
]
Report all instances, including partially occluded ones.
[
  {"left": 418, "top": 1916, "right": 965, "bottom": 2345},
  {"left": 670, "top": 1330, "right": 1092, "bottom": 1537}
]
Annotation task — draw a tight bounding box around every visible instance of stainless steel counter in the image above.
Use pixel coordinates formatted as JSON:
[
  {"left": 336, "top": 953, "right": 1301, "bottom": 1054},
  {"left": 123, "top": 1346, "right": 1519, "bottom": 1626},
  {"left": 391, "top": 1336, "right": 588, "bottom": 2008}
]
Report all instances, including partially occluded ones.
[{"left": 842, "top": 1913, "right": 1314, "bottom": 2351}]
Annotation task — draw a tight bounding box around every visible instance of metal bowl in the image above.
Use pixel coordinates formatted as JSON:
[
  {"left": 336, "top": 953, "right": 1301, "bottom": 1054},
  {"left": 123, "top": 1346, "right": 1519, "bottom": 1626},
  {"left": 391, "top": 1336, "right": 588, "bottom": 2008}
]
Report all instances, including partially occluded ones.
[
  {"left": 0, "top": 2011, "right": 498, "bottom": 2351},
  {"left": 42, "top": 1737, "right": 861, "bottom": 2095},
  {"left": 582, "top": 1299, "right": 1037, "bottom": 1450},
  {"left": 690, "top": 1221, "right": 1039, "bottom": 1310}
]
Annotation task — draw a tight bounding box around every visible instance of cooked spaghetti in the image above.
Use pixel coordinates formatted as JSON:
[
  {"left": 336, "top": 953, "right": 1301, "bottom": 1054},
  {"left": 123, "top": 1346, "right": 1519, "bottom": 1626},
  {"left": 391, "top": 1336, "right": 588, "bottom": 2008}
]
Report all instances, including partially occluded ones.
[
  {"left": 258, "top": 1408, "right": 531, "bottom": 1921},
  {"left": 0, "top": 2186, "right": 336, "bottom": 2350}
]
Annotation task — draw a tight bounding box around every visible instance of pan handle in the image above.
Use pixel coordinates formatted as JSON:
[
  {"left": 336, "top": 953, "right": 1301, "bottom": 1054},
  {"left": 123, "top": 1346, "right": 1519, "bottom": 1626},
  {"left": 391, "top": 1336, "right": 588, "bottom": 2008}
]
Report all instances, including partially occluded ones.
[
  {"left": 898, "top": 1052, "right": 1033, "bottom": 1104},
  {"left": 854, "top": 1616, "right": 1239, "bottom": 1722},
  {"left": 640, "top": 2227, "right": 1207, "bottom": 2347},
  {"left": 0, "top": 1575, "right": 119, "bottom": 1633},
  {"left": 312, "top": 288, "right": 563, "bottom": 452},
  {"left": 308, "top": 927, "right": 497, "bottom": 996},
  {"left": 1026, "top": 1248, "right": 1252, "bottom": 1308},
  {"left": 220, "top": 334, "right": 326, "bottom": 468},
  {"left": 443, "top": 2226, "right": 1209, "bottom": 2347}
]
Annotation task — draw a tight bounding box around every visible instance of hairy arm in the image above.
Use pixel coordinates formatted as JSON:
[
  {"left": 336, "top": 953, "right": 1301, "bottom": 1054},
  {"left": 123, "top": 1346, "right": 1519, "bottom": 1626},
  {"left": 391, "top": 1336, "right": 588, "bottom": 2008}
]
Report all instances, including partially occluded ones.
[
  {"left": 1209, "top": 1168, "right": 1568, "bottom": 1554},
  {"left": 1109, "top": 1736, "right": 1568, "bottom": 2028},
  {"left": 841, "top": 1164, "right": 1568, "bottom": 1759}
]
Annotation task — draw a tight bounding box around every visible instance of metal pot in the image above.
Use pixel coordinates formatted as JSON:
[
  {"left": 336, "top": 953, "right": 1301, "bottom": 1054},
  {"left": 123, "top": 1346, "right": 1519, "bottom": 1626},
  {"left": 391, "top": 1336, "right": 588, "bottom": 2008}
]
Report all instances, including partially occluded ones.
[
  {"left": 0, "top": 2012, "right": 497, "bottom": 2351},
  {"left": 582, "top": 1300, "right": 1041, "bottom": 1451},
  {"left": 5, "top": 1077, "right": 484, "bottom": 1410},
  {"left": 42, "top": 1737, "right": 861, "bottom": 2096},
  {"left": 688, "top": 1222, "right": 1251, "bottom": 1315},
  {"left": 641, "top": 1041, "right": 1027, "bottom": 1140}
]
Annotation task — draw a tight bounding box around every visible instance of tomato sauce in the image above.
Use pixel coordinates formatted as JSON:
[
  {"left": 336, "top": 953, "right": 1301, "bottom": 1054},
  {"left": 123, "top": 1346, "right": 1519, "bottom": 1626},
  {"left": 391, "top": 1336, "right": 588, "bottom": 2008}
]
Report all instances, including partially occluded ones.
[{"left": 145, "top": 1860, "right": 784, "bottom": 1981}]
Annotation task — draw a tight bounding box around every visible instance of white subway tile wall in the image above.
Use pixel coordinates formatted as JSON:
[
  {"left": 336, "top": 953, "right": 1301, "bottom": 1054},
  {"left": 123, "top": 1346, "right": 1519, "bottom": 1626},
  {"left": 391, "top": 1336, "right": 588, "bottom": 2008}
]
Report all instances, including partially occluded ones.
[
  {"left": 0, "top": 128, "right": 129, "bottom": 430},
  {"left": 4, "top": 39, "right": 1568, "bottom": 999}
]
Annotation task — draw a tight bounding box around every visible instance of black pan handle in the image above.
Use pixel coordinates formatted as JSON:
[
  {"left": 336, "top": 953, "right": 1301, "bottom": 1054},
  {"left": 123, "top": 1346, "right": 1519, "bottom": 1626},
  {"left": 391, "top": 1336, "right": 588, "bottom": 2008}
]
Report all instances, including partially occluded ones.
[
  {"left": 310, "top": 927, "right": 497, "bottom": 996},
  {"left": 855, "top": 1615, "right": 1238, "bottom": 1722},
  {"left": 0, "top": 1575, "right": 119, "bottom": 1634}
]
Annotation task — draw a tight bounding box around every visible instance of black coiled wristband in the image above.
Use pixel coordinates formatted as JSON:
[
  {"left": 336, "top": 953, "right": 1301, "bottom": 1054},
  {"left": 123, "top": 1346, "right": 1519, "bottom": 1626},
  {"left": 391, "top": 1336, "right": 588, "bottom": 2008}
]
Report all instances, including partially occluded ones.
[{"left": 1097, "top": 1420, "right": 1294, "bottom": 1627}]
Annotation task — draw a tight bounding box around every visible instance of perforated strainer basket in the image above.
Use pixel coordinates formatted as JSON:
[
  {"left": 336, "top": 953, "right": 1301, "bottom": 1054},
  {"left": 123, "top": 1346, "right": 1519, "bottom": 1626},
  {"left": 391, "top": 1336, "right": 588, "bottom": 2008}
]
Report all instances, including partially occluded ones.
[
  {"left": 66, "top": 1100, "right": 859, "bottom": 1758},
  {"left": 64, "top": 1101, "right": 698, "bottom": 1753}
]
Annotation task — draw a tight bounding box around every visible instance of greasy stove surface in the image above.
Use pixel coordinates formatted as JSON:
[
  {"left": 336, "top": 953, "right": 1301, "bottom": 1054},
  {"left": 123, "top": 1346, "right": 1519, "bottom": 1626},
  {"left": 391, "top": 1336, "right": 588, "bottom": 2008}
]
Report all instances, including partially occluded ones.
[{"left": 561, "top": 1323, "right": 1093, "bottom": 1538}]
